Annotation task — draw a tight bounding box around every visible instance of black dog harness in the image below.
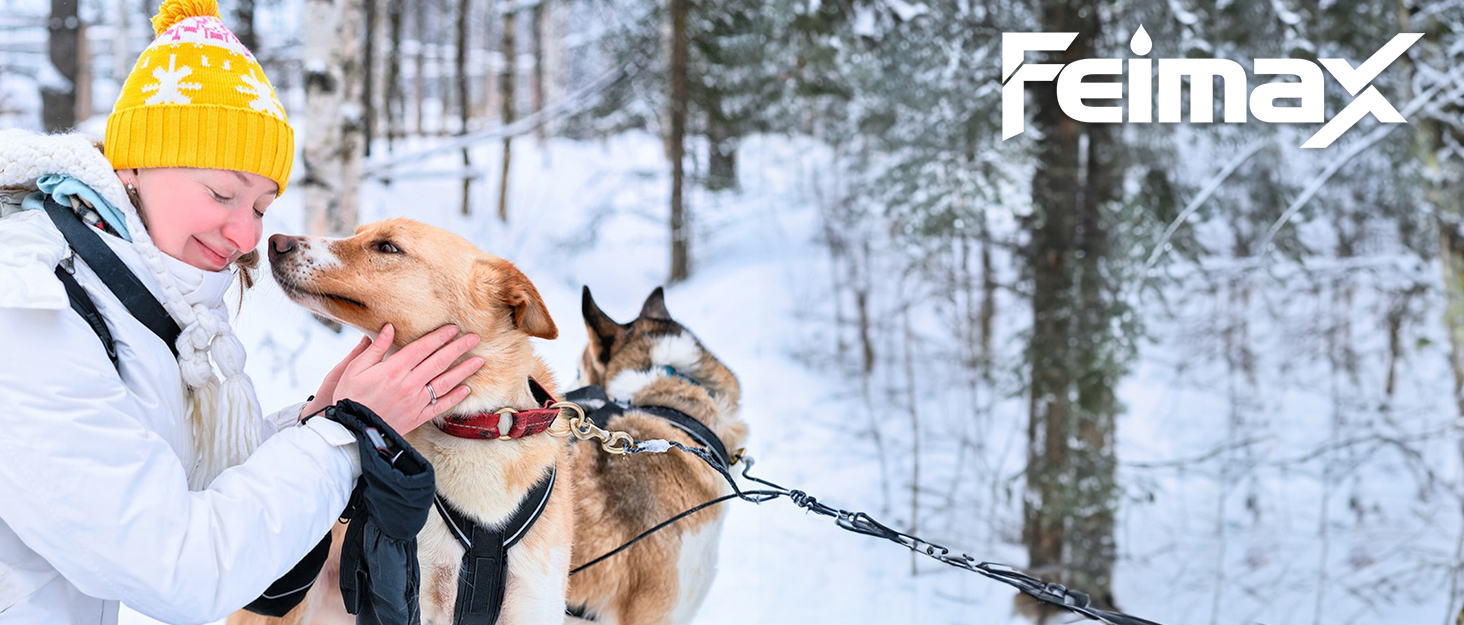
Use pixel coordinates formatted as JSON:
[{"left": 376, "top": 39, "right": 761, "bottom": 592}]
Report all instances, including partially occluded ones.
[
  {"left": 561, "top": 384, "right": 732, "bottom": 621},
  {"left": 563, "top": 384, "right": 731, "bottom": 468},
  {"left": 433, "top": 467, "right": 556, "bottom": 624}
]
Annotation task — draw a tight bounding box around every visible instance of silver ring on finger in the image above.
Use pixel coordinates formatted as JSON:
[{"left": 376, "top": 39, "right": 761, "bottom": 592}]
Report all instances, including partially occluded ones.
[{"left": 427, "top": 382, "right": 439, "bottom": 405}]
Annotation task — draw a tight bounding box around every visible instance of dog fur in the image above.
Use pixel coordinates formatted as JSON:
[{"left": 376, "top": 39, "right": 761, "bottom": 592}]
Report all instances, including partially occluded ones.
[
  {"left": 565, "top": 287, "right": 748, "bottom": 625},
  {"left": 229, "top": 218, "right": 574, "bottom": 625}
]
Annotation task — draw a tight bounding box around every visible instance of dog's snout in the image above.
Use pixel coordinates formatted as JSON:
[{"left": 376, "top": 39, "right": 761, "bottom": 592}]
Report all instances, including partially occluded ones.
[{"left": 269, "top": 234, "right": 297, "bottom": 260}]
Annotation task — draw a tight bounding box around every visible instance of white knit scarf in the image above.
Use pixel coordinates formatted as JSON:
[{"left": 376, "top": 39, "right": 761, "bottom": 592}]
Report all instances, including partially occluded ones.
[{"left": 0, "top": 128, "right": 262, "bottom": 489}]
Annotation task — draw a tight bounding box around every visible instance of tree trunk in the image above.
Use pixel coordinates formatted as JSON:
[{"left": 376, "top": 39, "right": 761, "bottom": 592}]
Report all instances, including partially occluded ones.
[
  {"left": 497, "top": 7, "right": 515, "bottom": 222},
  {"left": 362, "top": 0, "right": 377, "bottom": 157},
  {"left": 540, "top": 0, "right": 564, "bottom": 137},
  {"left": 1407, "top": 10, "right": 1464, "bottom": 615},
  {"left": 234, "top": 0, "right": 257, "bottom": 52},
  {"left": 1020, "top": 0, "right": 1122, "bottom": 618},
  {"left": 385, "top": 0, "right": 404, "bottom": 151},
  {"left": 530, "top": 0, "right": 544, "bottom": 143},
  {"left": 413, "top": 0, "right": 426, "bottom": 136},
  {"left": 667, "top": 0, "right": 690, "bottom": 283},
  {"left": 456, "top": 0, "right": 472, "bottom": 214},
  {"left": 112, "top": 0, "right": 132, "bottom": 90},
  {"left": 706, "top": 91, "right": 738, "bottom": 191},
  {"left": 43, "top": 0, "right": 79, "bottom": 132},
  {"left": 979, "top": 209, "right": 995, "bottom": 375},
  {"left": 74, "top": 24, "right": 90, "bottom": 122},
  {"left": 302, "top": 0, "right": 366, "bottom": 236},
  {"left": 439, "top": 0, "right": 454, "bottom": 137}
]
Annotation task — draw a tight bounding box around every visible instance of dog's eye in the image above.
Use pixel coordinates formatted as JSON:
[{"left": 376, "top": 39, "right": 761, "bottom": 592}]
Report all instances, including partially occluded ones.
[{"left": 374, "top": 241, "right": 402, "bottom": 254}]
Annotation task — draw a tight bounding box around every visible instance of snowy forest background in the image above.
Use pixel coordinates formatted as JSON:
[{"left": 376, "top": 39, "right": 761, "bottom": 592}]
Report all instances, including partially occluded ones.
[{"left": 5, "top": 0, "right": 1464, "bottom": 623}]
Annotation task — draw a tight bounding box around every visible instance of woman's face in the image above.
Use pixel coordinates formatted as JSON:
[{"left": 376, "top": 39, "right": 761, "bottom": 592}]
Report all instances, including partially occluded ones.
[{"left": 120, "top": 167, "right": 277, "bottom": 272}]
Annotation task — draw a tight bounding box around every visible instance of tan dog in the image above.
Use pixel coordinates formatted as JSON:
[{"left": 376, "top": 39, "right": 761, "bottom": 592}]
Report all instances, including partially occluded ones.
[
  {"left": 565, "top": 287, "right": 748, "bottom": 625},
  {"left": 230, "top": 218, "right": 574, "bottom": 625}
]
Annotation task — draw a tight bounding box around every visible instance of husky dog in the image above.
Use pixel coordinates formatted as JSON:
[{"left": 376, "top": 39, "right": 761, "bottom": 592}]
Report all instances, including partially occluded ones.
[
  {"left": 565, "top": 287, "right": 748, "bottom": 625},
  {"left": 232, "top": 218, "right": 574, "bottom": 625}
]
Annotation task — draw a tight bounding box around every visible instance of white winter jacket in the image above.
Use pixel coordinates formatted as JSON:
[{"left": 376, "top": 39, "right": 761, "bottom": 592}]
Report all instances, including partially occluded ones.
[{"left": 0, "top": 145, "right": 362, "bottom": 624}]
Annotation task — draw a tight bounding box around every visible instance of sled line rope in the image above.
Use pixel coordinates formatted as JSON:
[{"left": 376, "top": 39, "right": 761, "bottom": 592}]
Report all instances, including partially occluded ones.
[{"left": 548, "top": 403, "right": 1165, "bottom": 625}]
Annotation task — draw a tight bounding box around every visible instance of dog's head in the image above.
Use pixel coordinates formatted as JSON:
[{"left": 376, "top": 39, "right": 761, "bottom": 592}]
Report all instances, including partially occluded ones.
[
  {"left": 266, "top": 218, "right": 557, "bottom": 347},
  {"left": 578, "top": 286, "right": 739, "bottom": 412}
]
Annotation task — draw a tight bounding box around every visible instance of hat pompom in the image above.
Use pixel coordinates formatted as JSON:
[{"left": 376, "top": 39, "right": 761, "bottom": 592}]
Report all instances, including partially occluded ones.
[{"left": 151, "top": 0, "right": 222, "bottom": 36}]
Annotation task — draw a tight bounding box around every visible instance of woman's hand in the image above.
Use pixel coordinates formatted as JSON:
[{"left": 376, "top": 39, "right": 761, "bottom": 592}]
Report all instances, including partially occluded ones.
[
  {"left": 300, "top": 335, "right": 372, "bottom": 419},
  {"left": 321, "top": 323, "right": 485, "bottom": 434}
]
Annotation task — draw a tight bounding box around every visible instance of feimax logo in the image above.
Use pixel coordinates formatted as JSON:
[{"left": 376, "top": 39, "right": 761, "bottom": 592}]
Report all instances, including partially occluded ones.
[{"left": 1001, "top": 27, "right": 1422, "bottom": 148}]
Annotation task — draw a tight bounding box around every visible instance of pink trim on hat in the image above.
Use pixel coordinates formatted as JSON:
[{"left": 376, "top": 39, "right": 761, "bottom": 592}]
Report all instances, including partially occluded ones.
[{"left": 156, "top": 16, "right": 255, "bottom": 59}]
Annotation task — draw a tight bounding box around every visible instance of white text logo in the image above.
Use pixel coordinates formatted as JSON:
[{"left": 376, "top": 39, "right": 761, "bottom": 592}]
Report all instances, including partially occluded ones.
[{"left": 1000, "top": 27, "right": 1421, "bottom": 148}]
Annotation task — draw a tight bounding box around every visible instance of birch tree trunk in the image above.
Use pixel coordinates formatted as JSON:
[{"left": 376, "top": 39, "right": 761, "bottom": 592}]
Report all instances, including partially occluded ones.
[
  {"left": 112, "top": 0, "right": 131, "bottom": 90},
  {"left": 530, "top": 0, "right": 544, "bottom": 143},
  {"left": 302, "top": 0, "right": 366, "bottom": 236}
]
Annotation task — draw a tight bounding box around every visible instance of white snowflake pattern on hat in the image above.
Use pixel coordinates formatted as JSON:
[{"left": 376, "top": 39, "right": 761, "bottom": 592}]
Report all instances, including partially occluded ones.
[
  {"left": 141, "top": 54, "right": 202, "bottom": 105},
  {"left": 236, "top": 69, "right": 284, "bottom": 118}
]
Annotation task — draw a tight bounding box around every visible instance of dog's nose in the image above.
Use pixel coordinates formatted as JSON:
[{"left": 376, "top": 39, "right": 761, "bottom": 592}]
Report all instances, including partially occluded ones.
[{"left": 268, "top": 234, "right": 297, "bottom": 260}]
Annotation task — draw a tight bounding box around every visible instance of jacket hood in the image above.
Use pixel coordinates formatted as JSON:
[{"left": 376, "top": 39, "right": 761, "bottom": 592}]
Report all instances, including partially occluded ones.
[{"left": 0, "top": 129, "right": 235, "bottom": 313}]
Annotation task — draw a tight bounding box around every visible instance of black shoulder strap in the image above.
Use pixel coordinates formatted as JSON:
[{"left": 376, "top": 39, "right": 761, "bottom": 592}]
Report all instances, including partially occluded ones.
[
  {"left": 42, "top": 197, "right": 182, "bottom": 357},
  {"left": 54, "top": 265, "right": 120, "bottom": 371},
  {"left": 434, "top": 466, "right": 556, "bottom": 625}
]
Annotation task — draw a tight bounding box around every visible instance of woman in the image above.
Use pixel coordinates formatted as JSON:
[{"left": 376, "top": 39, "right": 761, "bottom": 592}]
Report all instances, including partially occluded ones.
[{"left": 0, "top": 1, "right": 479, "bottom": 622}]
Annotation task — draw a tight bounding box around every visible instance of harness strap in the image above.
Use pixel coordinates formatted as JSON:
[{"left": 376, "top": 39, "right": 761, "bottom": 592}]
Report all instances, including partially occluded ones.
[
  {"left": 42, "top": 197, "right": 181, "bottom": 357},
  {"left": 567, "top": 385, "right": 732, "bottom": 468},
  {"left": 54, "top": 265, "right": 119, "bottom": 371},
  {"left": 433, "top": 466, "right": 556, "bottom": 625}
]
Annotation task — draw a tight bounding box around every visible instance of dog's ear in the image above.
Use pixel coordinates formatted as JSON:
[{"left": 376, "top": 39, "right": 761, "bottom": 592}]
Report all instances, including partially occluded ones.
[
  {"left": 582, "top": 286, "right": 626, "bottom": 364},
  {"left": 638, "top": 287, "right": 672, "bottom": 321},
  {"left": 474, "top": 257, "right": 558, "bottom": 339}
]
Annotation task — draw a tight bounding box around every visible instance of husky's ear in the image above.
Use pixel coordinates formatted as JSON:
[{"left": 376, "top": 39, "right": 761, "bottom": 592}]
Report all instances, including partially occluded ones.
[
  {"left": 638, "top": 287, "right": 672, "bottom": 321},
  {"left": 474, "top": 257, "right": 558, "bottom": 339},
  {"left": 582, "top": 286, "right": 626, "bottom": 364}
]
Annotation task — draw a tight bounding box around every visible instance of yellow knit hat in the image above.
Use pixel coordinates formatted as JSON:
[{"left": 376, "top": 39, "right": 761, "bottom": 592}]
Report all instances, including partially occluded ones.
[{"left": 105, "top": 0, "right": 293, "bottom": 195}]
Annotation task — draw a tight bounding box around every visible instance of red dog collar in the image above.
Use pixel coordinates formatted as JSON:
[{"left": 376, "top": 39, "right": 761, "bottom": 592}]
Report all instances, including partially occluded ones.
[{"left": 438, "top": 378, "right": 560, "bottom": 440}]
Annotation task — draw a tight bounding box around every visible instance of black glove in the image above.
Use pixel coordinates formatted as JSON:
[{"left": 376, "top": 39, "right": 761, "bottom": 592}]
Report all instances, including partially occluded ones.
[{"left": 314, "top": 398, "right": 436, "bottom": 625}]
